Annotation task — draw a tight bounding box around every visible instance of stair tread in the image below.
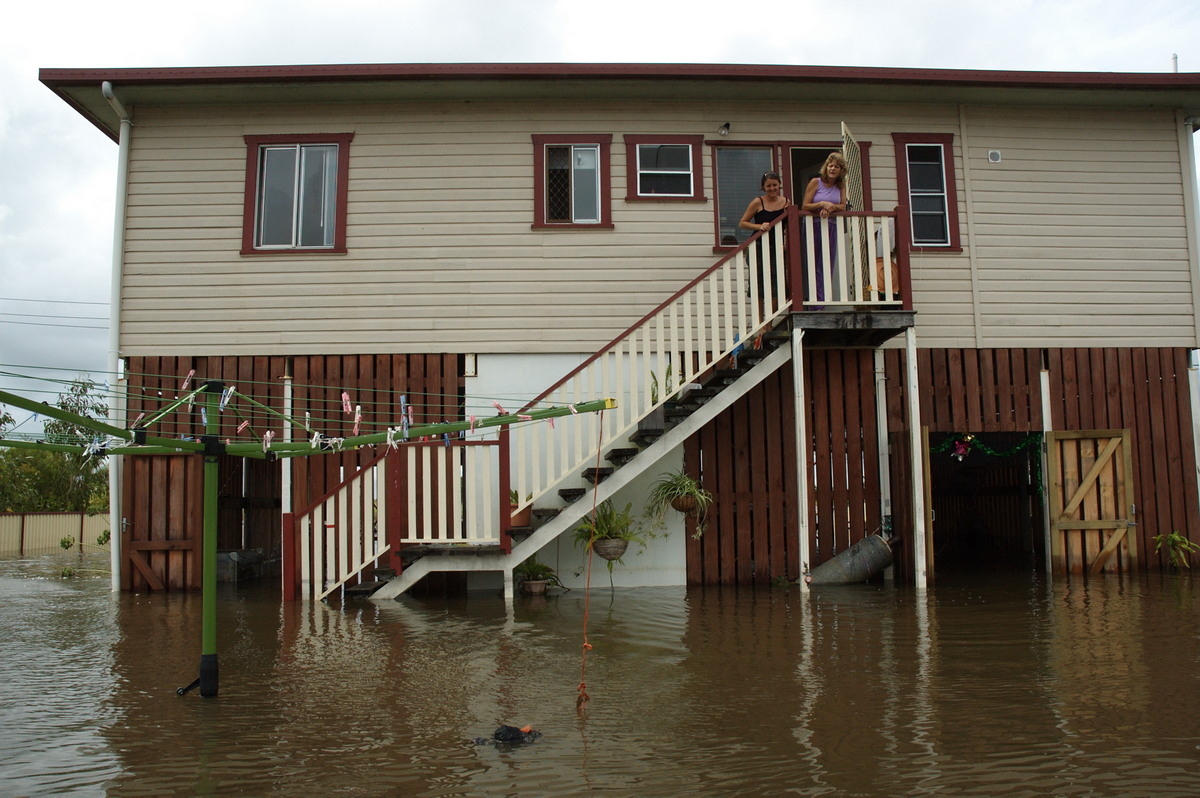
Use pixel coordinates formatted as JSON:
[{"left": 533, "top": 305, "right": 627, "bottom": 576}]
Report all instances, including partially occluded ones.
[
  {"left": 343, "top": 580, "right": 388, "bottom": 597},
  {"left": 400, "top": 543, "right": 506, "bottom": 559},
  {"left": 582, "top": 467, "right": 614, "bottom": 481},
  {"left": 606, "top": 447, "right": 639, "bottom": 463}
]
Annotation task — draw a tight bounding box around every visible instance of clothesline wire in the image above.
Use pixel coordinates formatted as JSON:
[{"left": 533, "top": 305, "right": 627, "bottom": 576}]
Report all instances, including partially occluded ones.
[{"left": 1, "top": 363, "right": 582, "bottom": 415}]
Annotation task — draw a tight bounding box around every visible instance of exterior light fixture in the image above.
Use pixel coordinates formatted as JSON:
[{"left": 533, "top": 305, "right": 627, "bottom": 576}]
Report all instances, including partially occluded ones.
[{"left": 718, "top": 123, "right": 730, "bottom": 136}]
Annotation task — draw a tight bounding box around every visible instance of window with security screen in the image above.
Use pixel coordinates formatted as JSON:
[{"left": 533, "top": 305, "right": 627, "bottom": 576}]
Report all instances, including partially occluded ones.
[{"left": 532, "top": 135, "right": 613, "bottom": 229}]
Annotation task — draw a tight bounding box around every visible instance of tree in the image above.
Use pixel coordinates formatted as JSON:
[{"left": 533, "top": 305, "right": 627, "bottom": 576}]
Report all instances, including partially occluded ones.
[{"left": 0, "top": 376, "right": 109, "bottom": 513}]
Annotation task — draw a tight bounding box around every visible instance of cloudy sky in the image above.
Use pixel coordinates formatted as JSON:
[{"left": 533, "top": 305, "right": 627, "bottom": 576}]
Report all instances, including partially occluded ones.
[{"left": 2, "top": 0, "right": 1199, "bottom": 432}]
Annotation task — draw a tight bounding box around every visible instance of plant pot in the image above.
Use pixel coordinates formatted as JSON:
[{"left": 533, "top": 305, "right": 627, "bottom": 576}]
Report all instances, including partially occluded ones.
[
  {"left": 520, "top": 579, "right": 548, "bottom": 595},
  {"left": 592, "top": 538, "right": 629, "bottom": 561},
  {"left": 510, "top": 504, "right": 533, "bottom": 528},
  {"left": 670, "top": 495, "right": 698, "bottom": 514}
]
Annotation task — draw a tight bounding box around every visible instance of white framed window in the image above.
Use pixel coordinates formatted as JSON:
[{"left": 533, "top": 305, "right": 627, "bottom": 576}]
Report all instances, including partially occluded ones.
[
  {"left": 905, "top": 143, "right": 949, "bottom": 245},
  {"left": 625, "top": 135, "right": 705, "bottom": 202},
  {"left": 532, "top": 135, "right": 613, "bottom": 229},
  {"left": 892, "top": 133, "right": 961, "bottom": 251},
  {"left": 241, "top": 133, "right": 352, "bottom": 254}
]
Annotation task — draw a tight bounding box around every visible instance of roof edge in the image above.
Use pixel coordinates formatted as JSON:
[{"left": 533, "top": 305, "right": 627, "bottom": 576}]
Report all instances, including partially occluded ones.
[{"left": 38, "top": 62, "right": 1200, "bottom": 91}]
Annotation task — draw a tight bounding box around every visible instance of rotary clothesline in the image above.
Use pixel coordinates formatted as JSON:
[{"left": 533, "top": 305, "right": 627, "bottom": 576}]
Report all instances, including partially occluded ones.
[
  {"left": 1, "top": 364, "right": 599, "bottom": 447},
  {"left": 1, "top": 365, "right": 567, "bottom": 413},
  {"left": 0, "top": 382, "right": 615, "bottom": 461},
  {"left": 2, "top": 378, "right": 616, "bottom": 700}
]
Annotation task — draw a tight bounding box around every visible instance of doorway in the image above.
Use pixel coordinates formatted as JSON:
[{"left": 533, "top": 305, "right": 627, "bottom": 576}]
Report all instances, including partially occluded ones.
[
  {"left": 929, "top": 432, "right": 1046, "bottom": 574},
  {"left": 789, "top": 148, "right": 834, "bottom": 205}
]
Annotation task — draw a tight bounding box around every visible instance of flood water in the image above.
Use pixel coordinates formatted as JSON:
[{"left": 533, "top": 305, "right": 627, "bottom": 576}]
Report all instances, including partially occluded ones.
[{"left": 2, "top": 553, "right": 1199, "bottom": 797}]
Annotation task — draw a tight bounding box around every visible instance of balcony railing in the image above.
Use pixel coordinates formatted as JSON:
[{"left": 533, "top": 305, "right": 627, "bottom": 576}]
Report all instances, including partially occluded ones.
[{"left": 793, "top": 209, "right": 912, "bottom": 309}]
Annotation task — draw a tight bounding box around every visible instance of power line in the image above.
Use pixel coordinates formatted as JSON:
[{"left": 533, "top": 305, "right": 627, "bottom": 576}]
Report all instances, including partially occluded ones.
[
  {"left": 0, "top": 311, "right": 109, "bottom": 321},
  {"left": 0, "top": 320, "right": 108, "bottom": 329},
  {"left": 0, "top": 296, "right": 109, "bottom": 306}
]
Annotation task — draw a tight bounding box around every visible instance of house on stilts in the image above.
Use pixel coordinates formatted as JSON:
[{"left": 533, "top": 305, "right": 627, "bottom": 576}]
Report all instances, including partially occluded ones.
[{"left": 39, "top": 63, "right": 1200, "bottom": 598}]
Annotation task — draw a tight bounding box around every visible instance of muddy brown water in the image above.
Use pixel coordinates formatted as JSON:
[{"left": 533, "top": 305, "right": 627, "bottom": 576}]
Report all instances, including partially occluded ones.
[{"left": 2, "top": 552, "right": 1199, "bottom": 796}]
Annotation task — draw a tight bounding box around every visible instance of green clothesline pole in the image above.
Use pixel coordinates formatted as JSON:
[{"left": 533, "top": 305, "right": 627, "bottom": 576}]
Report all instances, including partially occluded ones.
[{"left": 200, "top": 382, "right": 220, "bottom": 697}]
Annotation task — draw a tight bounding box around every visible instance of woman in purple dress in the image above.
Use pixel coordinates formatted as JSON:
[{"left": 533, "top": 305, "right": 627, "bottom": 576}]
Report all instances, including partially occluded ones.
[{"left": 801, "top": 152, "right": 848, "bottom": 305}]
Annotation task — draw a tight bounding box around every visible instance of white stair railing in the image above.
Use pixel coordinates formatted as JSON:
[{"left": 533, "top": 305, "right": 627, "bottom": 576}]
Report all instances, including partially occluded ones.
[
  {"left": 292, "top": 440, "right": 502, "bottom": 600},
  {"left": 295, "top": 454, "right": 389, "bottom": 601},
  {"left": 509, "top": 222, "right": 790, "bottom": 511}
]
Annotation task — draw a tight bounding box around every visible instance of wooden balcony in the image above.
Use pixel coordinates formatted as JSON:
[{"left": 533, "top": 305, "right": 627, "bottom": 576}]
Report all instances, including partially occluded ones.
[{"left": 777, "top": 207, "right": 916, "bottom": 347}]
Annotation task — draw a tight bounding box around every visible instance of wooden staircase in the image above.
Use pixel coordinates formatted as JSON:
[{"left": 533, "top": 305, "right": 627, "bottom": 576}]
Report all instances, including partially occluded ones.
[
  {"left": 294, "top": 207, "right": 915, "bottom": 600},
  {"left": 369, "top": 322, "right": 794, "bottom": 600}
]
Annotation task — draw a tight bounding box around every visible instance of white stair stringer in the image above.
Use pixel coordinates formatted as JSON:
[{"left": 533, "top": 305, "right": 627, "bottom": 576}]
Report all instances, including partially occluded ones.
[{"left": 370, "top": 342, "right": 792, "bottom": 601}]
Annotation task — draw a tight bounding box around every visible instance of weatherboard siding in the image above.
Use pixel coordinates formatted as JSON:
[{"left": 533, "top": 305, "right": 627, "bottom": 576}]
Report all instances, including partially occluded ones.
[
  {"left": 117, "top": 100, "right": 1196, "bottom": 356},
  {"left": 960, "top": 105, "right": 1195, "bottom": 348}
]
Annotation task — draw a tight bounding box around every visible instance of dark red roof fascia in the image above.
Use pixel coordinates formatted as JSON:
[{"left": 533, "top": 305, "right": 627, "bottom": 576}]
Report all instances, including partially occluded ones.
[
  {"left": 38, "top": 62, "right": 1200, "bottom": 91},
  {"left": 40, "top": 63, "right": 1200, "bottom": 142}
]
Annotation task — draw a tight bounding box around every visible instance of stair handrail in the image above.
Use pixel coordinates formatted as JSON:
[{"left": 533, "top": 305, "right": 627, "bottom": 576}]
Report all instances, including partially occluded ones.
[
  {"left": 509, "top": 217, "right": 794, "bottom": 511},
  {"left": 517, "top": 224, "right": 780, "bottom": 414}
]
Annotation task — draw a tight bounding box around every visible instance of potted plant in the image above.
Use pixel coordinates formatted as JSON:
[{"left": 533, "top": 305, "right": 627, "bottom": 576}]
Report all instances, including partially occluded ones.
[
  {"left": 513, "top": 555, "right": 561, "bottom": 594},
  {"left": 574, "top": 500, "right": 647, "bottom": 569},
  {"left": 639, "top": 365, "right": 677, "bottom": 436},
  {"left": 509, "top": 489, "right": 533, "bottom": 528},
  {"left": 646, "top": 468, "right": 713, "bottom": 537},
  {"left": 1153, "top": 530, "right": 1200, "bottom": 569}
]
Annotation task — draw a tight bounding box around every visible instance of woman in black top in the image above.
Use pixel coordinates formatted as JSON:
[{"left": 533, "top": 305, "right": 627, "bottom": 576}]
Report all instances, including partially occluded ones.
[
  {"left": 738, "top": 171, "right": 790, "bottom": 301},
  {"left": 738, "top": 171, "right": 789, "bottom": 233}
]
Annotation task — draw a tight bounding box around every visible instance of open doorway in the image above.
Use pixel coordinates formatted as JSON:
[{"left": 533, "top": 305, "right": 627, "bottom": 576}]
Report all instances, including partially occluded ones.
[
  {"left": 929, "top": 432, "right": 1046, "bottom": 574},
  {"left": 789, "top": 147, "right": 835, "bottom": 205}
]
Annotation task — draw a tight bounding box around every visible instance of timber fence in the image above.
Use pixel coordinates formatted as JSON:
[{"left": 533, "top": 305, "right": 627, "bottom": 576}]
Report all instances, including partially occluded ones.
[{"left": 0, "top": 512, "right": 111, "bottom": 557}]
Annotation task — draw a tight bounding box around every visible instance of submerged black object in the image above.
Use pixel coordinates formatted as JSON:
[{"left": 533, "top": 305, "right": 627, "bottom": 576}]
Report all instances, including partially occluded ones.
[{"left": 474, "top": 724, "right": 542, "bottom": 745}]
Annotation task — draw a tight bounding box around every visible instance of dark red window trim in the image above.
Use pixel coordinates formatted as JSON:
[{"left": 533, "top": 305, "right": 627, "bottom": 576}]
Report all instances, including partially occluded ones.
[
  {"left": 892, "top": 132, "right": 962, "bottom": 253},
  {"left": 623, "top": 134, "right": 706, "bottom": 202},
  {"left": 241, "top": 132, "right": 353, "bottom": 255},
  {"left": 531, "top": 134, "right": 614, "bottom": 229}
]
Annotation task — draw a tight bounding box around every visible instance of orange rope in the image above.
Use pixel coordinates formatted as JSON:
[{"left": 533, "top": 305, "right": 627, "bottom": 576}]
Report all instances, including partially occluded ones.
[{"left": 576, "top": 410, "right": 606, "bottom": 713}]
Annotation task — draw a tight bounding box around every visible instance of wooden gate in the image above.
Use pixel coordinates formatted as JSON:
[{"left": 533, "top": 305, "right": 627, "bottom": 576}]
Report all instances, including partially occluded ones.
[{"left": 1046, "top": 430, "right": 1137, "bottom": 575}]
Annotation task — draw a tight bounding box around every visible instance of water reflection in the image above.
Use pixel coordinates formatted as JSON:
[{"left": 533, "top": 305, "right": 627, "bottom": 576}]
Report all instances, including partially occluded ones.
[{"left": 2, "top": 554, "right": 1199, "bottom": 796}]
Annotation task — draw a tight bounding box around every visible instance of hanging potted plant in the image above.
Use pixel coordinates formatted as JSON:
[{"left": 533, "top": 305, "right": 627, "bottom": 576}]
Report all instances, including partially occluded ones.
[
  {"left": 646, "top": 468, "right": 713, "bottom": 537},
  {"left": 573, "top": 500, "right": 647, "bottom": 568},
  {"left": 509, "top": 489, "right": 533, "bottom": 528},
  {"left": 513, "top": 555, "right": 561, "bottom": 594}
]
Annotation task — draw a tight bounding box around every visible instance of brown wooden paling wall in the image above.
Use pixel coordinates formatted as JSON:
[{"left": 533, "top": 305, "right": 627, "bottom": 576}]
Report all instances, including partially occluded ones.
[
  {"left": 884, "top": 346, "right": 1198, "bottom": 569},
  {"left": 687, "top": 366, "right": 798, "bottom": 585},
  {"left": 1044, "top": 348, "right": 1199, "bottom": 565},
  {"left": 688, "top": 345, "right": 1198, "bottom": 586},
  {"left": 687, "top": 351, "right": 883, "bottom": 585},
  {"left": 121, "top": 354, "right": 462, "bottom": 592},
  {"left": 289, "top": 354, "right": 463, "bottom": 509}
]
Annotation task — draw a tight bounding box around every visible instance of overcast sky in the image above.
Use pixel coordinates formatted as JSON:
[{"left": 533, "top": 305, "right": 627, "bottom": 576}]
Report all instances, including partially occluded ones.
[{"left": 2, "top": 0, "right": 1199, "bottom": 433}]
